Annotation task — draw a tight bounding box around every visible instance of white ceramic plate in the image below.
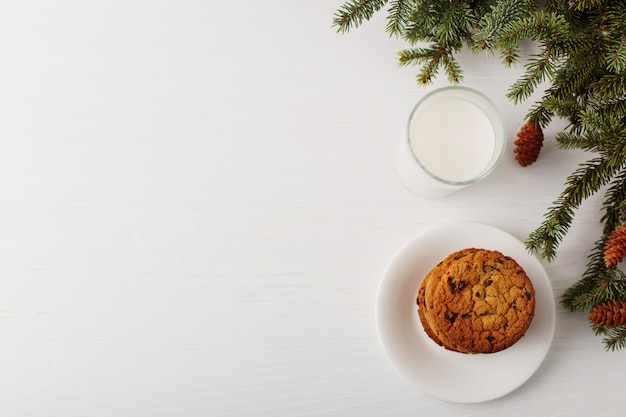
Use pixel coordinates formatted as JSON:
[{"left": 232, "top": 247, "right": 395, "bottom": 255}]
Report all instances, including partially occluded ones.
[{"left": 376, "top": 223, "right": 556, "bottom": 403}]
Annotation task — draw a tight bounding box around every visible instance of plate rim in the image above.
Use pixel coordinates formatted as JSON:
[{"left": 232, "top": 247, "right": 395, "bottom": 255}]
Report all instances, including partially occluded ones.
[{"left": 375, "top": 222, "right": 556, "bottom": 403}]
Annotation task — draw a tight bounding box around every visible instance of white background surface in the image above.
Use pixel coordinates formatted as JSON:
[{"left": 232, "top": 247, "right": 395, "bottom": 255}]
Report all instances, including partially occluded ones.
[{"left": 0, "top": 1, "right": 623, "bottom": 416}]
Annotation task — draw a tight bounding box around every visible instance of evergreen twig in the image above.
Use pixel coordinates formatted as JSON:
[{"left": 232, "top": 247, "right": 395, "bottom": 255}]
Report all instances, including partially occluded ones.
[{"left": 332, "top": 0, "right": 388, "bottom": 34}]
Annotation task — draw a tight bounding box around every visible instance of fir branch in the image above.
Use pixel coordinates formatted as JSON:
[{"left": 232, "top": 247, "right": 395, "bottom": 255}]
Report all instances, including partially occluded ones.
[
  {"left": 565, "top": 169, "right": 626, "bottom": 313},
  {"left": 386, "top": 0, "right": 414, "bottom": 37},
  {"left": 593, "top": 325, "right": 626, "bottom": 351},
  {"left": 528, "top": 108, "right": 626, "bottom": 261},
  {"left": 526, "top": 101, "right": 556, "bottom": 128},
  {"left": 501, "top": 11, "right": 573, "bottom": 104},
  {"left": 441, "top": 51, "right": 463, "bottom": 84},
  {"left": 563, "top": 235, "right": 626, "bottom": 313},
  {"left": 578, "top": 109, "right": 626, "bottom": 144},
  {"left": 506, "top": 47, "right": 561, "bottom": 104},
  {"left": 544, "top": 0, "right": 571, "bottom": 15},
  {"left": 571, "top": 269, "right": 626, "bottom": 311},
  {"left": 604, "top": 328, "right": 626, "bottom": 351},
  {"left": 402, "top": 1, "right": 440, "bottom": 44},
  {"left": 597, "top": 99, "right": 626, "bottom": 121},
  {"left": 562, "top": 238, "right": 606, "bottom": 311},
  {"left": 497, "top": 11, "right": 570, "bottom": 49},
  {"left": 605, "top": 32, "right": 626, "bottom": 73},
  {"left": 398, "top": 45, "right": 463, "bottom": 85},
  {"left": 562, "top": 275, "right": 598, "bottom": 311},
  {"left": 542, "top": 94, "right": 585, "bottom": 123},
  {"left": 471, "top": 0, "right": 534, "bottom": 52},
  {"left": 500, "top": 47, "right": 520, "bottom": 67},
  {"left": 548, "top": 47, "right": 599, "bottom": 102},
  {"left": 572, "top": 0, "right": 605, "bottom": 12},
  {"left": 527, "top": 209, "right": 573, "bottom": 262},
  {"left": 526, "top": 155, "right": 624, "bottom": 261},
  {"left": 416, "top": 57, "right": 441, "bottom": 85},
  {"left": 397, "top": 1, "right": 477, "bottom": 85},
  {"left": 397, "top": 46, "right": 439, "bottom": 67},
  {"left": 591, "top": 74, "right": 626, "bottom": 101},
  {"left": 600, "top": 169, "right": 626, "bottom": 229},
  {"left": 333, "top": 0, "right": 388, "bottom": 33},
  {"left": 434, "top": 1, "right": 476, "bottom": 46},
  {"left": 397, "top": 45, "right": 445, "bottom": 84},
  {"left": 555, "top": 130, "right": 601, "bottom": 152}
]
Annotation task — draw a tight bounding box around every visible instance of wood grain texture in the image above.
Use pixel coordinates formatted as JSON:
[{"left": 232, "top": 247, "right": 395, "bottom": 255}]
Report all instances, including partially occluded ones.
[{"left": 0, "top": 1, "right": 623, "bottom": 416}]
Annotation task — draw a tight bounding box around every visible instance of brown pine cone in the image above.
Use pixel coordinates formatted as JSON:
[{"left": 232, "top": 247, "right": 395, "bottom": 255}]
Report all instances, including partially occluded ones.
[
  {"left": 604, "top": 226, "right": 626, "bottom": 268},
  {"left": 514, "top": 120, "right": 544, "bottom": 167},
  {"left": 589, "top": 299, "right": 626, "bottom": 328}
]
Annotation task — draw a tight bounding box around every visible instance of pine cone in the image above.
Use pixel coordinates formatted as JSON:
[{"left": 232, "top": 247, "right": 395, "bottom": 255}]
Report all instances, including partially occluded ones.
[
  {"left": 514, "top": 120, "right": 544, "bottom": 167},
  {"left": 604, "top": 226, "right": 626, "bottom": 268},
  {"left": 589, "top": 299, "right": 626, "bottom": 328}
]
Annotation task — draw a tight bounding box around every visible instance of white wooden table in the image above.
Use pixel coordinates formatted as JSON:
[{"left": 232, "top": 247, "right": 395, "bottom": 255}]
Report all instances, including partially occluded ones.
[{"left": 0, "top": 1, "right": 623, "bottom": 416}]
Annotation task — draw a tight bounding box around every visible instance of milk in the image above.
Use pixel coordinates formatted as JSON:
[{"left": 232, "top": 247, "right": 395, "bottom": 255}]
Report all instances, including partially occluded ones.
[
  {"left": 395, "top": 87, "right": 505, "bottom": 198},
  {"left": 410, "top": 98, "right": 495, "bottom": 182}
]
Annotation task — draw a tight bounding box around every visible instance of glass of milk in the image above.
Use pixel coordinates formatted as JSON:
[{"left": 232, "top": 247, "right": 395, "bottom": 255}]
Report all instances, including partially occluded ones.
[{"left": 395, "top": 87, "right": 506, "bottom": 198}]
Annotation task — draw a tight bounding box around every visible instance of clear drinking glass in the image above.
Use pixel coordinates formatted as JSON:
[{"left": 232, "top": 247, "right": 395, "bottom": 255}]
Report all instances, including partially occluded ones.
[{"left": 395, "top": 87, "right": 506, "bottom": 198}]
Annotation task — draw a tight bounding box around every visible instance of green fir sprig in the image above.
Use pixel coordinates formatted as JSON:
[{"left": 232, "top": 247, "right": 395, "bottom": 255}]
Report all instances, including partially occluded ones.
[{"left": 334, "top": 0, "right": 626, "bottom": 350}]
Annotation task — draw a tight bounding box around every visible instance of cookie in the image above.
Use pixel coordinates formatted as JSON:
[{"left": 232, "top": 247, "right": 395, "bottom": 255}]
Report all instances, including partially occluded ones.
[
  {"left": 429, "top": 249, "right": 535, "bottom": 353},
  {"left": 417, "top": 266, "right": 445, "bottom": 347},
  {"left": 416, "top": 248, "right": 478, "bottom": 352}
]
